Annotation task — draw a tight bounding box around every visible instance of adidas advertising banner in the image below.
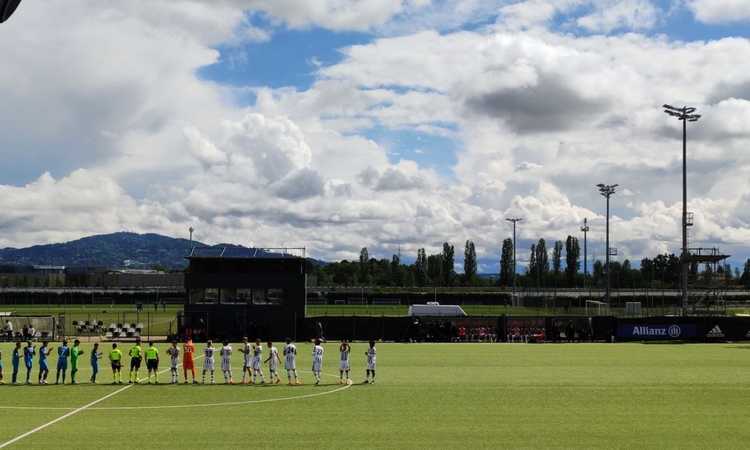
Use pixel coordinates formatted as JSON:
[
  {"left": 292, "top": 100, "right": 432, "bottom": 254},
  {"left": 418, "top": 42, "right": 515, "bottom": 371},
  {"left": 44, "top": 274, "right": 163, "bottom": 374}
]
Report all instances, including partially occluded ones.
[{"left": 616, "top": 323, "right": 697, "bottom": 340}]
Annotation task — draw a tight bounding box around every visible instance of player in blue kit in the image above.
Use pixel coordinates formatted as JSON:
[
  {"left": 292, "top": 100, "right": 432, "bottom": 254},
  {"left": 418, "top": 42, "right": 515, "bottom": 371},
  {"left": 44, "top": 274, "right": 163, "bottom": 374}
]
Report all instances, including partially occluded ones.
[
  {"left": 23, "top": 341, "right": 35, "bottom": 384},
  {"left": 38, "top": 341, "right": 53, "bottom": 384},
  {"left": 11, "top": 342, "right": 21, "bottom": 384},
  {"left": 90, "top": 342, "right": 103, "bottom": 383},
  {"left": 55, "top": 340, "right": 70, "bottom": 384}
]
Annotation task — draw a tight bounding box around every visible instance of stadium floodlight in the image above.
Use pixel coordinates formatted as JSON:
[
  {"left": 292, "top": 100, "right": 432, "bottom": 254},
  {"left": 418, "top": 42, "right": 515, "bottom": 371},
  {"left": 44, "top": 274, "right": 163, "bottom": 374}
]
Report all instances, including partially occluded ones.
[
  {"left": 580, "top": 218, "right": 590, "bottom": 289},
  {"left": 597, "top": 184, "right": 617, "bottom": 305},
  {"left": 0, "top": 0, "right": 22, "bottom": 23},
  {"left": 663, "top": 103, "right": 701, "bottom": 316},
  {"left": 505, "top": 217, "right": 523, "bottom": 293}
]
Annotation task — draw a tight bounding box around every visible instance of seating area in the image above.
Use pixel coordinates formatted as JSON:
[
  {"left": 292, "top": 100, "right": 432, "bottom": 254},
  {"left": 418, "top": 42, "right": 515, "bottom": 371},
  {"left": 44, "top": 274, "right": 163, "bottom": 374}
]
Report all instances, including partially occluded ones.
[
  {"left": 104, "top": 322, "right": 144, "bottom": 339},
  {"left": 72, "top": 320, "right": 105, "bottom": 335}
]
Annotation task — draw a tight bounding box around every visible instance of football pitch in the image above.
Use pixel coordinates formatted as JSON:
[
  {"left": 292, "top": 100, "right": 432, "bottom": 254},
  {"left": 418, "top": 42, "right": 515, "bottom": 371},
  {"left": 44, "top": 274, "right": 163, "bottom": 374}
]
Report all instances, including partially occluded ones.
[{"left": 1, "top": 342, "right": 749, "bottom": 449}]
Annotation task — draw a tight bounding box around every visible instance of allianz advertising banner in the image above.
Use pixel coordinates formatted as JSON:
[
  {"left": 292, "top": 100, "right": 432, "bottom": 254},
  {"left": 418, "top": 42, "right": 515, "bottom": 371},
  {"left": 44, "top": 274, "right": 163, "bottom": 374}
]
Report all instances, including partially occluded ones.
[{"left": 616, "top": 323, "right": 697, "bottom": 340}]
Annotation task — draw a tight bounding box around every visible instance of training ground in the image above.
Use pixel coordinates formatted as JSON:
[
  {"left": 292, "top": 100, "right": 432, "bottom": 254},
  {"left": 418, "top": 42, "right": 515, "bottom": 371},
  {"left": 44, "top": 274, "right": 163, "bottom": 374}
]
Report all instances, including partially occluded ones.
[{"left": 1, "top": 342, "right": 749, "bottom": 449}]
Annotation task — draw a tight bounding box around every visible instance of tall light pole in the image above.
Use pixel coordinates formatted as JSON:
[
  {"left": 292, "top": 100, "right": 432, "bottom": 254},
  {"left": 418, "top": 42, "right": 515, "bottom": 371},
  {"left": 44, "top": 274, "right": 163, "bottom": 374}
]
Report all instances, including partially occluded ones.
[
  {"left": 663, "top": 104, "right": 701, "bottom": 316},
  {"left": 580, "top": 218, "right": 590, "bottom": 289},
  {"left": 188, "top": 227, "right": 194, "bottom": 255},
  {"left": 505, "top": 218, "right": 523, "bottom": 292},
  {"left": 597, "top": 184, "right": 618, "bottom": 305}
]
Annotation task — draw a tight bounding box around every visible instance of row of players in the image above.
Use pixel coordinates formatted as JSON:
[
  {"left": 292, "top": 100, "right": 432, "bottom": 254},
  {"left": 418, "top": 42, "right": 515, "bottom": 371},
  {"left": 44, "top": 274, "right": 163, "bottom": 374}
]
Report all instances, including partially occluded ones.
[{"left": 0, "top": 338, "right": 377, "bottom": 386}]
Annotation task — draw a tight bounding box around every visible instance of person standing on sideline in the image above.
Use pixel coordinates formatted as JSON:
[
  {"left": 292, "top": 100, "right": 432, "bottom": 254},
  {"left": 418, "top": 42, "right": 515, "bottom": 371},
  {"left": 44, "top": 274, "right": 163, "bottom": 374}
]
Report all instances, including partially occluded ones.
[
  {"left": 38, "top": 341, "right": 53, "bottom": 384},
  {"left": 0, "top": 348, "right": 4, "bottom": 384},
  {"left": 166, "top": 341, "right": 180, "bottom": 384},
  {"left": 109, "top": 343, "right": 123, "bottom": 384},
  {"left": 339, "top": 339, "right": 351, "bottom": 384},
  {"left": 183, "top": 338, "right": 196, "bottom": 384},
  {"left": 145, "top": 341, "right": 159, "bottom": 384},
  {"left": 128, "top": 338, "right": 143, "bottom": 384},
  {"left": 23, "top": 341, "right": 35, "bottom": 384},
  {"left": 55, "top": 340, "right": 70, "bottom": 384},
  {"left": 90, "top": 342, "right": 102, "bottom": 383},
  {"left": 70, "top": 340, "right": 84, "bottom": 384},
  {"left": 220, "top": 341, "right": 233, "bottom": 384}
]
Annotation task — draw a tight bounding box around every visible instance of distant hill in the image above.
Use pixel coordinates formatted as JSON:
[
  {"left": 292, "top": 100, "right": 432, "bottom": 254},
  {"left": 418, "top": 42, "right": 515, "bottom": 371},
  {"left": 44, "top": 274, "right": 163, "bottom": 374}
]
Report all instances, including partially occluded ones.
[{"left": 0, "top": 232, "right": 275, "bottom": 269}]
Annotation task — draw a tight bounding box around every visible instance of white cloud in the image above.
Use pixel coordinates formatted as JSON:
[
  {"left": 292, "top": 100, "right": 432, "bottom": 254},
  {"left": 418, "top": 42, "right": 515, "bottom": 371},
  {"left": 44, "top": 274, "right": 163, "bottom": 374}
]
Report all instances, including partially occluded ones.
[
  {"left": 576, "top": 0, "right": 660, "bottom": 32},
  {"left": 688, "top": 0, "right": 750, "bottom": 24}
]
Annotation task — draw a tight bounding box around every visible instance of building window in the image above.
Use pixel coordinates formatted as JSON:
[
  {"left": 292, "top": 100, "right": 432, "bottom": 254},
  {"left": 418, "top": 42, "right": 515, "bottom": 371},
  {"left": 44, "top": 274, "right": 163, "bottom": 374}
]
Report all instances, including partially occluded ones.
[{"left": 252, "top": 288, "right": 285, "bottom": 305}]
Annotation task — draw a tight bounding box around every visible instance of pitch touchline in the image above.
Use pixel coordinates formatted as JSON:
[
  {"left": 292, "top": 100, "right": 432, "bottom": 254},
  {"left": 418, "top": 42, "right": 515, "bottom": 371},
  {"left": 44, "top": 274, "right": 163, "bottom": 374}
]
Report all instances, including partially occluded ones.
[{"left": 0, "top": 357, "right": 203, "bottom": 448}]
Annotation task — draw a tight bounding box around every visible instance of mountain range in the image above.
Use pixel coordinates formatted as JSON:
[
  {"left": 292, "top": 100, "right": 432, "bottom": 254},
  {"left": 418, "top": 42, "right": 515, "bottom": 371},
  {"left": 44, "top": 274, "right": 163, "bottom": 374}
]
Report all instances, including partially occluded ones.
[{"left": 0, "top": 232, "right": 262, "bottom": 269}]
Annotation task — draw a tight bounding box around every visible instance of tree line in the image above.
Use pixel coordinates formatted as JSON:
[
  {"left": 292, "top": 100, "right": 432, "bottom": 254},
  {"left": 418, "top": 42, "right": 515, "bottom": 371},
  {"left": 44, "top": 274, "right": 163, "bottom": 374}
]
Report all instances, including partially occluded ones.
[{"left": 309, "top": 239, "right": 750, "bottom": 289}]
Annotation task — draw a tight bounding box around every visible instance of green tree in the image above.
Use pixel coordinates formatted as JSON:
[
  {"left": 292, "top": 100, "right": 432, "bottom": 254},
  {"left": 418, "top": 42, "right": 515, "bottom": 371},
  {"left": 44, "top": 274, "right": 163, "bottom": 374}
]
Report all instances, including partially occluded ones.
[
  {"left": 535, "top": 239, "right": 549, "bottom": 287},
  {"left": 427, "top": 253, "right": 442, "bottom": 286},
  {"left": 463, "top": 240, "right": 477, "bottom": 285},
  {"left": 551, "top": 240, "right": 563, "bottom": 285},
  {"left": 415, "top": 248, "right": 428, "bottom": 286},
  {"left": 442, "top": 242, "right": 455, "bottom": 286},
  {"left": 741, "top": 259, "right": 750, "bottom": 288},
  {"left": 564, "top": 236, "right": 580, "bottom": 287},
  {"left": 499, "top": 238, "right": 514, "bottom": 287},
  {"left": 390, "top": 254, "right": 403, "bottom": 286},
  {"left": 358, "top": 247, "right": 369, "bottom": 284}
]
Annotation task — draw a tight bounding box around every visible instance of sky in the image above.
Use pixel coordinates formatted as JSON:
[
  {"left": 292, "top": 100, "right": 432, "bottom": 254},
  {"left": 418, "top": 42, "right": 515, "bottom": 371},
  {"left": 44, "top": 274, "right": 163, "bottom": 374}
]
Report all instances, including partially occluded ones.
[{"left": 1, "top": 0, "right": 750, "bottom": 273}]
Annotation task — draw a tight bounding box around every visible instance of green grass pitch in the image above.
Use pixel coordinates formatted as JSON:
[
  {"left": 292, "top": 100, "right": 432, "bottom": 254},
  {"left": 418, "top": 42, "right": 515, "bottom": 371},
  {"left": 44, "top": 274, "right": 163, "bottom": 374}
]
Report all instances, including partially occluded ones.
[{"left": 1, "top": 342, "right": 750, "bottom": 449}]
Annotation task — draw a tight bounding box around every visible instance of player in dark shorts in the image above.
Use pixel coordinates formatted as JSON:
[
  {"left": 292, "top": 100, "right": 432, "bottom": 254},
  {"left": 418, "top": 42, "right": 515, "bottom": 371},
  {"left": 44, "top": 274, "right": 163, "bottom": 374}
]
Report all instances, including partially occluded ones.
[{"left": 128, "top": 339, "right": 143, "bottom": 384}]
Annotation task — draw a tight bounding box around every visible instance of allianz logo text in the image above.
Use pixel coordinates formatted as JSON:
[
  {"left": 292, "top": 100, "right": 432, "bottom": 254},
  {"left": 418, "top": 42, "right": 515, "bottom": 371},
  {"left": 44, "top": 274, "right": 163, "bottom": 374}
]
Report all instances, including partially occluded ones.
[{"left": 631, "top": 325, "right": 682, "bottom": 337}]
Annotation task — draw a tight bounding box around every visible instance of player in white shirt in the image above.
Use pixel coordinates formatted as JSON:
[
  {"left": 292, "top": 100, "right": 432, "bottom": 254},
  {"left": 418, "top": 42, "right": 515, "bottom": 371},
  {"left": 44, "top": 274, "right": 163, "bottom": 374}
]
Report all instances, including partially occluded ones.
[
  {"left": 283, "top": 338, "right": 300, "bottom": 385},
  {"left": 166, "top": 341, "right": 180, "bottom": 384},
  {"left": 251, "top": 339, "right": 265, "bottom": 384},
  {"left": 220, "top": 341, "right": 233, "bottom": 384},
  {"left": 239, "top": 337, "right": 252, "bottom": 384},
  {"left": 312, "top": 338, "right": 324, "bottom": 385},
  {"left": 364, "top": 340, "right": 376, "bottom": 384},
  {"left": 202, "top": 340, "right": 216, "bottom": 384},
  {"left": 338, "top": 339, "right": 351, "bottom": 384},
  {"left": 264, "top": 340, "right": 281, "bottom": 384}
]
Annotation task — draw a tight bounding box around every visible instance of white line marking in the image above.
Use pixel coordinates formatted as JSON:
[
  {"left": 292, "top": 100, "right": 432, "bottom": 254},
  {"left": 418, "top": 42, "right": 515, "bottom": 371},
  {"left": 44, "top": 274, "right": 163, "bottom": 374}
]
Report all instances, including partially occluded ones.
[
  {"left": 0, "top": 384, "right": 132, "bottom": 449},
  {"left": 0, "top": 356, "right": 203, "bottom": 447},
  {"left": 0, "top": 370, "right": 353, "bottom": 411}
]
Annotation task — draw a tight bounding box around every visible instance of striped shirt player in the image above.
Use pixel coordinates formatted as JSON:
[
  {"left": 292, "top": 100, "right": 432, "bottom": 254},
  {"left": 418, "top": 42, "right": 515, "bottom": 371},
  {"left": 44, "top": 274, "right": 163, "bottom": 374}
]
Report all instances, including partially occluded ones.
[
  {"left": 265, "top": 342, "right": 281, "bottom": 384},
  {"left": 251, "top": 340, "right": 265, "bottom": 384},
  {"left": 283, "top": 339, "right": 300, "bottom": 385},
  {"left": 202, "top": 341, "right": 216, "bottom": 384},
  {"left": 338, "top": 340, "right": 351, "bottom": 384},
  {"left": 220, "top": 343, "right": 233, "bottom": 384},
  {"left": 312, "top": 339, "right": 324, "bottom": 385},
  {"left": 240, "top": 338, "right": 252, "bottom": 384},
  {"left": 166, "top": 343, "right": 180, "bottom": 384},
  {"left": 364, "top": 340, "right": 377, "bottom": 384}
]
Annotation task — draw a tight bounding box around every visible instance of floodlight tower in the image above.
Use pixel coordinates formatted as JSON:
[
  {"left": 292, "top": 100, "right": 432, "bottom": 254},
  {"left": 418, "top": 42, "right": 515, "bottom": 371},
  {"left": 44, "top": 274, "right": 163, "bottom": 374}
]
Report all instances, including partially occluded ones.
[
  {"left": 597, "top": 184, "right": 618, "bottom": 305},
  {"left": 505, "top": 217, "right": 523, "bottom": 292},
  {"left": 580, "top": 218, "right": 590, "bottom": 289},
  {"left": 188, "top": 227, "right": 194, "bottom": 255},
  {"left": 663, "top": 104, "right": 701, "bottom": 316}
]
